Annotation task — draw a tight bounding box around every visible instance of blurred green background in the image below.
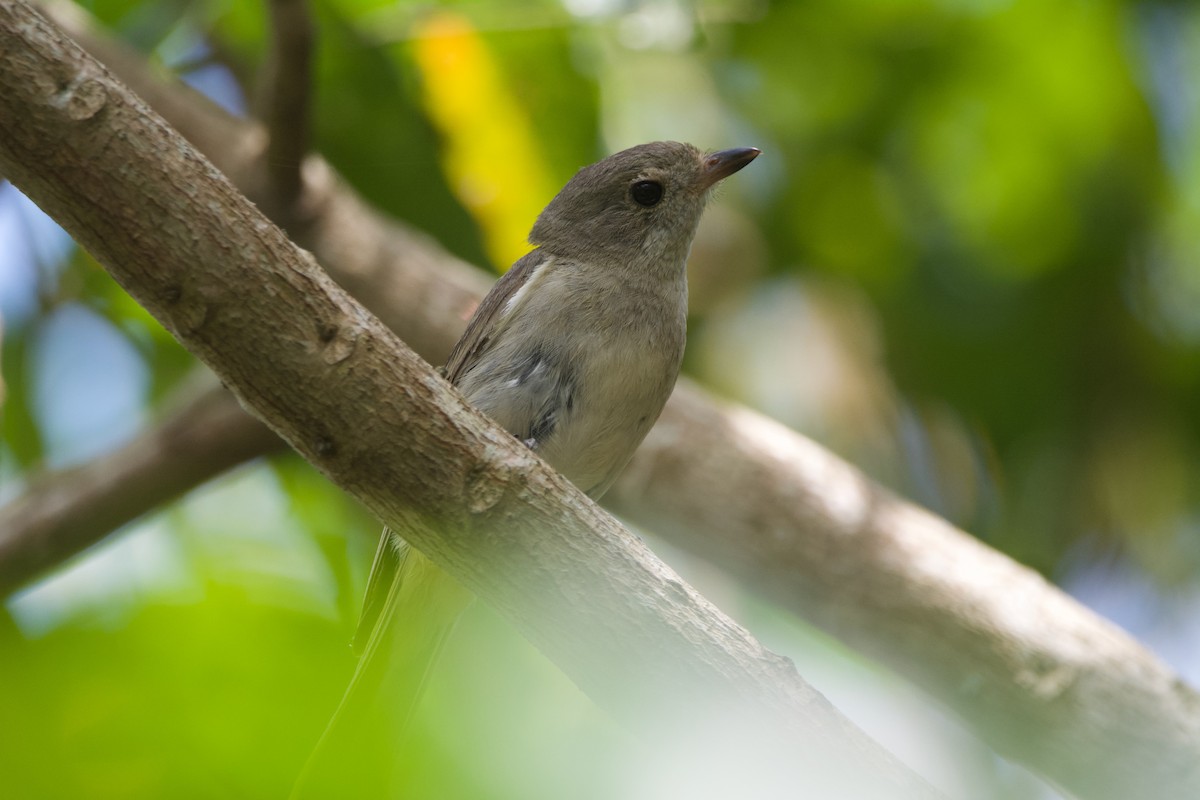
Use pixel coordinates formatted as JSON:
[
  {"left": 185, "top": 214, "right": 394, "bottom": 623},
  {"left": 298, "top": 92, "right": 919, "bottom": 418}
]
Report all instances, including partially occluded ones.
[{"left": 3, "top": 0, "right": 1200, "bottom": 797}]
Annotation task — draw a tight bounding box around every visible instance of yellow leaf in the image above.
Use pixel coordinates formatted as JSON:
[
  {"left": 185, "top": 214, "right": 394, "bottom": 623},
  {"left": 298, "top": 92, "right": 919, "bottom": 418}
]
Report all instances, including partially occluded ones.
[{"left": 411, "top": 12, "right": 557, "bottom": 272}]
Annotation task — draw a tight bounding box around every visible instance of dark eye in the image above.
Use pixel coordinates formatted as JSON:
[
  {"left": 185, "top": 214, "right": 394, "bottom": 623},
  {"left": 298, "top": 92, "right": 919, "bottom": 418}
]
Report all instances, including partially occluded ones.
[{"left": 630, "top": 180, "right": 664, "bottom": 207}]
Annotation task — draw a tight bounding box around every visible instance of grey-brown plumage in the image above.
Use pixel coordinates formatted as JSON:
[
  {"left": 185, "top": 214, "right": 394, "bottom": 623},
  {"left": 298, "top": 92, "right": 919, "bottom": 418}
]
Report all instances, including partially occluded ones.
[
  {"left": 446, "top": 140, "right": 760, "bottom": 497},
  {"left": 293, "top": 142, "right": 759, "bottom": 798}
]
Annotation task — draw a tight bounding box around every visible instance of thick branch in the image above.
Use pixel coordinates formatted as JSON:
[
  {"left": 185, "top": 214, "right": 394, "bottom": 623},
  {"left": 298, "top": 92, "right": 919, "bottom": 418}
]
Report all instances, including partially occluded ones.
[
  {"left": 9, "top": 3, "right": 1200, "bottom": 798},
  {"left": 608, "top": 385, "right": 1200, "bottom": 800},
  {"left": 37, "top": 0, "right": 488, "bottom": 366},
  {"left": 0, "top": 4, "right": 938, "bottom": 797}
]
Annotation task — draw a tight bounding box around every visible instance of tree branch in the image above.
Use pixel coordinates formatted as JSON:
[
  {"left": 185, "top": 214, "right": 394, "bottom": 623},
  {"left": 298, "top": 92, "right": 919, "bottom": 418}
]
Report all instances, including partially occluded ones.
[
  {"left": 9, "top": 3, "right": 1200, "bottom": 798},
  {"left": 259, "top": 0, "right": 313, "bottom": 219},
  {"left": 0, "top": 3, "right": 939, "bottom": 797},
  {"left": 0, "top": 376, "right": 283, "bottom": 584},
  {"left": 608, "top": 383, "right": 1200, "bottom": 800}
]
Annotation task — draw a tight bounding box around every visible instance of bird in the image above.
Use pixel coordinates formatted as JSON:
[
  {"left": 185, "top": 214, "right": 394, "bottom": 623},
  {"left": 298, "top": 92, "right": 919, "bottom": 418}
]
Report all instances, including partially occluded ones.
[{"left": 293, "top": 141, "right": 759, "bottom": 797}]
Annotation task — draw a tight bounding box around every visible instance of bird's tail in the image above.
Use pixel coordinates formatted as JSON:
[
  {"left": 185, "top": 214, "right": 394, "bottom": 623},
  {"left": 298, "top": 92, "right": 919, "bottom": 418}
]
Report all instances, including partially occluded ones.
[{"left": 291, "top": 530, "right": 474, "bottom": 799}]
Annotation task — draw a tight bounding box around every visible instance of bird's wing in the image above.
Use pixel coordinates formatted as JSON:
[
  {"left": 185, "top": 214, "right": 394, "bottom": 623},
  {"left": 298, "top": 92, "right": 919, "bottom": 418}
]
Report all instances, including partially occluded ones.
[
  {"left": 294, "top": 250, "right": 557, "bottom": 797},
  {"left": 349, "top": 250, "right": 550, "bottom": 658},
  {"left": 443, "top": 249, "right": 549, "bottom": 385}
]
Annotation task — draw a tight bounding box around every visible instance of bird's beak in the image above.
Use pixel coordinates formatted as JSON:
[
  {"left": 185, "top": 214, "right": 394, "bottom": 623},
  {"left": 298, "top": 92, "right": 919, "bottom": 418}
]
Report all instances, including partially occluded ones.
[{"left": 700, "top": 147, "right": 761, "bottom": 190}]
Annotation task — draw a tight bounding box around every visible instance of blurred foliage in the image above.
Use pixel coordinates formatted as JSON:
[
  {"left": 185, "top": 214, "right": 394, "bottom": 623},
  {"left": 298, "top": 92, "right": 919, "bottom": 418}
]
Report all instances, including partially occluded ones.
[
  {"left": 409, "top": 11, "right": 561, "bottom": 268},
  {"left": 5, "top": 0, "right": 1200, "bottom": 797}
]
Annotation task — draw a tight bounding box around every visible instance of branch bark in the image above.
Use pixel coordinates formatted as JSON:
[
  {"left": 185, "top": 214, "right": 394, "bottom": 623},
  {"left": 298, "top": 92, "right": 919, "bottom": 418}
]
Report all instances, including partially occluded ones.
[
  {"left": 0, "top": 3, "right": 939, "bottom": 797},
  {"left": 7, "top": 3, "right": 1200, "bottom": 799}
]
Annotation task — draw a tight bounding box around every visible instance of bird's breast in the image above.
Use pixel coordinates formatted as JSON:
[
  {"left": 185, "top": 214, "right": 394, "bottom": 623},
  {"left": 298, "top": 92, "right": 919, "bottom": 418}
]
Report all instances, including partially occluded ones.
[
  {"left": 457, "top": 257, "right": 688, "bottom": 498},
  {"left": 532, "top": 268, "right": 687, "bottom": 496}
]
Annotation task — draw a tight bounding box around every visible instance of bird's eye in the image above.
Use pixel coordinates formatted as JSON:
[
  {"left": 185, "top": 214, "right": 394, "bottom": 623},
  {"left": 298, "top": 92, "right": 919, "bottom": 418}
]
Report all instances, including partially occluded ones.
[{"left": 630, "top": 180, "right": 664, "bottom": 207}]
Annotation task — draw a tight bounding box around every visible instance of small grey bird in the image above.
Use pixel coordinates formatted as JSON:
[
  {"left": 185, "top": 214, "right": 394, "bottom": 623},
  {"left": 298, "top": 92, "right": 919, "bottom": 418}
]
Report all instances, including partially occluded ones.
[
  {"left": 448, "top": 140, "right": 760, "bottom": 496},
  {"left": 294, "top": 141, "right": 759, "bottom": 797}
]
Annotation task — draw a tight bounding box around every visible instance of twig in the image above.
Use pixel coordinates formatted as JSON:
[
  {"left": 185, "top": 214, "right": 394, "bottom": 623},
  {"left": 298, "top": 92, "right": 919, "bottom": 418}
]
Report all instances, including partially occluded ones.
[{"left": 260, "top": 0, "right": 313, "bottom": 219}]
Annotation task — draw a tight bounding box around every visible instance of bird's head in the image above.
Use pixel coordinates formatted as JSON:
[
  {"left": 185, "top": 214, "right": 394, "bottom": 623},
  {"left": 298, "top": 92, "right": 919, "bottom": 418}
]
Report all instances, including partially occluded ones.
[{"left": 530, "top": 141, "right": 759, "bottom": 271}]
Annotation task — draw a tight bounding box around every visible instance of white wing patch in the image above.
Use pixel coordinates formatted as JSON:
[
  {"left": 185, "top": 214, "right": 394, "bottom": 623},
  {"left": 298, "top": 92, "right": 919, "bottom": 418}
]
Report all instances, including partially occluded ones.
[{"left": 501, "top": 254, "right": 556, "bottom": 322}]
